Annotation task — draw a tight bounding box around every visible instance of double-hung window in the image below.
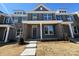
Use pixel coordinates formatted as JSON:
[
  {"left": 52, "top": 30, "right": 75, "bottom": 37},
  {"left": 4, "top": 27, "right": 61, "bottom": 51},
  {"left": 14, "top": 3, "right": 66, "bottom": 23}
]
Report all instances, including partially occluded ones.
[
  {"left": 66, "top": 15, "right": 72, "bottom": 21},
  {"left": 32, "top": 14, "right": 37, "bottom": 20},
  {"left": 48, "top": 14, "right": 52, "bottom": 20},
  {"left": 74, "top": 26, "right": 78, "bottom": 34},
  {"left": 16, "top": 28, "right": 23, "bottom": 36},
  {"left": 44, "top": 25, "right": 54, "bottom": 35},
  {"left": 43, "top": 14, "right": 52, "bottom": 20},
  {"left": 18, "top": 17, "right": 22, "bottom": 23},
  {"left": 56, "top": 15, "right": 62, "bottom": 20}
]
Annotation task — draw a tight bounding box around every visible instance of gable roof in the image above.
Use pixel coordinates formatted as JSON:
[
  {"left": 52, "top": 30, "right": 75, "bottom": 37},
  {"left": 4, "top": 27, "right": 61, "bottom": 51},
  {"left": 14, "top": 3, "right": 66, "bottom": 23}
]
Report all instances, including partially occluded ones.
[{"left": 32, "top": 4, "right": 51, "bottom": 11}]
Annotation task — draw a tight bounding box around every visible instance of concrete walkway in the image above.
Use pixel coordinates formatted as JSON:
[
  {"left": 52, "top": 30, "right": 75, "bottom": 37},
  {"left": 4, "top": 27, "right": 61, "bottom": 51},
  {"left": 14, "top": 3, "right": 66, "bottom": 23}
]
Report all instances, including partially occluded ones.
[{"left": 20, "top": 41, "right": 37, "bottom": 56}]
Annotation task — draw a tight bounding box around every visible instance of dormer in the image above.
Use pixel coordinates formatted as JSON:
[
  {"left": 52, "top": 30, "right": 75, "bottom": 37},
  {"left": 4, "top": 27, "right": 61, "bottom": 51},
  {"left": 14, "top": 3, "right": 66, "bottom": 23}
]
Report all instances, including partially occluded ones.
[
  {"left": 14, "top": 10, "right": 26, "bottom": 15},
  {"left": 56, "top": 8, "right": 67, "bottom": 13}
]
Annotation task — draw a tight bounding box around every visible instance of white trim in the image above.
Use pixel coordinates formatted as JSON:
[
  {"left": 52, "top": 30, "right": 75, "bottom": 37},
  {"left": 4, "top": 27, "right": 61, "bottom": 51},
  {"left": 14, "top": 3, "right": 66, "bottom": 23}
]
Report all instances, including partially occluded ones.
[
  {"left": 0, "top": 25, "right": 13, "bottom": 27},
  {"left": 22, "top": 20, "right": 73, "bottom": 25},
  {"left": 4, "top": 27, "right": 10, "bottom": 43},
  {"left": 3, "top": 28, "right": 6, "bottom": 41},
  {"left": 22, "top": 20, "right": 63, "bottom": 24},
  {"left": 32, "top": 4, "right": 51, "bottom": 11},
  {"left": 40, "top": 23, "right": 42, "bottom": 39},
  {"left": 44, "top": 25, "right": 55, "bottom": 35},
  {"left": 69, "top": 24, "right": 74, "bottom": 38}
]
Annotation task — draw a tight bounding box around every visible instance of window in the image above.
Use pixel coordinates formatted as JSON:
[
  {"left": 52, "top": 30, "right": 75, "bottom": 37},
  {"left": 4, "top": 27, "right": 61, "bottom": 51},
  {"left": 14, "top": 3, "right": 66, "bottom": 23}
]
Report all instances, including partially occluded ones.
[
  {"left": 43, "top": 14, "right": 52, "bottom": 20},
  {"left": 18, "top": 17, "right": 22, "bottom": 23},
  {"left": 13, "top": 17, "right": 18, "bottom": 23},
  {"left": 48, "top": 14, "right": 52, "bottom": 20},
  {"left": 22, "top": 17, "right": 27, "bottom": 20},
  {"left": 44, "top": 25, "right": 54, "bottom": 35},
  {"left": 43, "top": 14, "right": 48, "bottom": 20},
  {"left": 56, "top": 15, "right": 62, "bottom": 20},
  {"left": 32, "top": 14, "right": 37, "bottom": 20},
  {"left": 5, "top": 17, "right": 13, "bottom": 24},
  {"left": 40, "top": 7, "right": 43, "bottom": 10},
  {"left": 16, "top": 28, "right": 23, "bottom": 36},
  {"left": 66, "top": 15, "right": 72, "bottom": 21},
  {"left": 74, "top": 26, "right": 78, "bottom": 34}
]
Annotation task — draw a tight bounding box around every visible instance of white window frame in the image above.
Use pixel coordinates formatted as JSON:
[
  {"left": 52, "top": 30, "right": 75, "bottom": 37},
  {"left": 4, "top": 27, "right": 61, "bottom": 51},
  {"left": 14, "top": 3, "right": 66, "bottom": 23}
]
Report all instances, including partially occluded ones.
[
  {"left": 44, "top": 25, "right": 54, "bottom": 35},
  {"left": 66, "top": 15, "right": 72, "bottom": 21},
  {"left": 16, "top": 28, "right": 23, "bottom": 36},
  {"left": 32, "top": 13, "right": 37, "bottom": 20},
  {"left": 43, "top": 13, "right": 52, "bottom": 20},
  {"left": 74, "top": 26, "right": 78, "bottom": 34}
]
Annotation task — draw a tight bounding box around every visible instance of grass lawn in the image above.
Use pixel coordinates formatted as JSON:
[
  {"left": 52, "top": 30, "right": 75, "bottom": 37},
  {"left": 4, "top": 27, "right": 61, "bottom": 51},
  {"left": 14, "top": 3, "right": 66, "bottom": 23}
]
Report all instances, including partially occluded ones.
[
  {"left": 36, "top": 41, "right": 79, "bottom": 56},
  {"left": 0, "top": 43, "right": 25, "bottom": 56}
]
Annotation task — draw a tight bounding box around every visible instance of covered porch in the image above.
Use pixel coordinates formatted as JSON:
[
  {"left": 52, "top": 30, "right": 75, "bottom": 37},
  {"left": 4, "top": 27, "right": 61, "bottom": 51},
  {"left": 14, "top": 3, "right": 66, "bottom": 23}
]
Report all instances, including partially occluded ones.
[
  {"left": 22, "top": 21, "right": 74, "bottom": 41},
  {"left": 0, "top": 25, "right": 16, "bottom": 43}
]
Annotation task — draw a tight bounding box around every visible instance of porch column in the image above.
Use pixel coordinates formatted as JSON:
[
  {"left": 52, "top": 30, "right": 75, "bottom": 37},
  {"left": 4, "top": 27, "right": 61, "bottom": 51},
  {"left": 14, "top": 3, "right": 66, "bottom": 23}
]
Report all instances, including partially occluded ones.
[
  {"left": 40, "top": 23, "right": 42, "bottom": 39},
  {"left": 4, "top": 27, "right": 10, "bottom": 43},
  {"left": 68, "top": 24, "right": 74, "bottom": 38}
]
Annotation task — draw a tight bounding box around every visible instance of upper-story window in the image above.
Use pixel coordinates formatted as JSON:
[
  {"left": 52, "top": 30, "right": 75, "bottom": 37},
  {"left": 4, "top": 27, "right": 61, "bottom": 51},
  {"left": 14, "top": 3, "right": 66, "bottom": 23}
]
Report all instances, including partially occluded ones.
[
  {"left": 18, "top": 17, "right": 22, "bottom": 23},
  {"left": 14, "top": 11, "right": 23, "bottom": 14},
  {"left": 56, "top": 15, "right": 62, "bottom": 20},
  {"left": 32, "top": 14, "right": 37, "bottom": 20},
  {"left": 66, "top": 15, "right": 72, "bottom": 21},
  {"left": 5, "top": 17, "right": 13, "bottom": 24},
  {"left": 22, "top": 17, "right": 27, "bottom": 21},
  {"left": 40, "top": 7, "right": 43, "bottom": 10},
  {"left": 43, "top": 14, "right": 52, "bottom": 20},
  {"left": 13, "top": 17, "right": 22, "bottom": 23},
  {"left": 13, "top": 17, "right": 18, "bottom": 23},
  {"left": 59, "top": 11, "right": 66, "bottom": 13}
]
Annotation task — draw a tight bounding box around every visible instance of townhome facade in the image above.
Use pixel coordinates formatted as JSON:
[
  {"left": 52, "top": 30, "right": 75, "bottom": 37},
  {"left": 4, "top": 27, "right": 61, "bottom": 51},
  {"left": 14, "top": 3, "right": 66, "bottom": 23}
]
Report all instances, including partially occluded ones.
[
  {"left": 0, "top": 4, "right": 79, "bottom": 42},
  {"left": 21, "top": 4, "right": 77, "bottom": 40}
]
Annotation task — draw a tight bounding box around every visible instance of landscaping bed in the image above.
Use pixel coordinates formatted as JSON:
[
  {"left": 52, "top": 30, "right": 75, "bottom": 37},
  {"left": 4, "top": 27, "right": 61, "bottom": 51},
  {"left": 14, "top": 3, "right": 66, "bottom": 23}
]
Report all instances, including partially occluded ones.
[{"left": 36, "top": 41, "right": 79, "bottom": 56}]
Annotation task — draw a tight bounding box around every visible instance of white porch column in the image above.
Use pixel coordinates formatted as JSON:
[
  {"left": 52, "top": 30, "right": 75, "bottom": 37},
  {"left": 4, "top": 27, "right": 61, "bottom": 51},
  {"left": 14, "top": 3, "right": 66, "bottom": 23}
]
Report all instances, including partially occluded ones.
[
  {"left": 4, "top": 27, "right": 10, "bottom": 43},
  {"left": 40, "top": 23, "right": 42, "bottom": 39},
  {"left": 69, "top": 24, "right": 74, "bottom": 38}
]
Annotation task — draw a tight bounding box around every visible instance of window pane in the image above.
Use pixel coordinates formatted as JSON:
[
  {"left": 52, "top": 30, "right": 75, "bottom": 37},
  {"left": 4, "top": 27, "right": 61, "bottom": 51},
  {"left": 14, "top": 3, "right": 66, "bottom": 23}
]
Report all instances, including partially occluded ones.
[
  {"left": 48, "top": 14, "right": 52, "bottom": 20},
  {"left": 43, "top": 14, "right": 47, "bottom": 20},
  {"left": 48, "top": 25, "right": 54, "bottom": 34},
  {"left": 66, "top": 15, "right": 72, "bottom": 21},
  {"left": 74, "top": 26, "right": 78, "bottom": 34},
  {"left": 44, "top": 25, "right": 54, "bottom": 35},
  {"left": 32, "top": 14, "right": 37, "bottom": 20},
  {"left": 44, "top": 25, "right": 48, "bottom": 34},
  {"left": 56, "top": 15, "right": 62, "bottom": 20},
  {"left": 18, "top": 17, "right": 22, "bottom": 23}
]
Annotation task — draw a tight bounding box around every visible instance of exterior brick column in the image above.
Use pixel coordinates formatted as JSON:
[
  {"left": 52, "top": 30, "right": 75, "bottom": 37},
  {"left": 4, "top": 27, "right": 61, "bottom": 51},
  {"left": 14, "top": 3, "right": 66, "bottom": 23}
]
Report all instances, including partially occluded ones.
[
  {"left": 22, "top": 24, "right": 27, "bottom": 40},
  {"left": 56, "top": 24, "right": 63, "bottom": 39}
]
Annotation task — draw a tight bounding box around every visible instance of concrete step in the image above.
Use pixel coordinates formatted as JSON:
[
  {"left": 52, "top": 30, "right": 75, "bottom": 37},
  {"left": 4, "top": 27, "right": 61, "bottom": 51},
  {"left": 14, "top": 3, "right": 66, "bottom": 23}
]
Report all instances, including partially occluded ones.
[
  {"left": 20, "top": 48, "right": 36, "bottom": 56},
  {"left": 25, "top": 44, "right": 37, "bottom": 48},
  {"left": 25, "top": 41, "right": 37, "bottom": 44}
]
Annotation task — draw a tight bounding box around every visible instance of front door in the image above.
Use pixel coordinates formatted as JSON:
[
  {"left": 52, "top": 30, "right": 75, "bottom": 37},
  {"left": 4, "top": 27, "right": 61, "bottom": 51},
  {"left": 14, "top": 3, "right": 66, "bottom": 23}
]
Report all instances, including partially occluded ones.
[{"left": 32, "top": 25, "right": 37, "bottom": 39}]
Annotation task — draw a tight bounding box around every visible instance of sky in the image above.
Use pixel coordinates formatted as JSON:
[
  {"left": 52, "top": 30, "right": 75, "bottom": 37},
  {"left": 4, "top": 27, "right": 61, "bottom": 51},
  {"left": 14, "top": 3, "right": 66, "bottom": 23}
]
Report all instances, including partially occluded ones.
[{"left": 0, "top": 3, "right": 79, "bottom": 14}]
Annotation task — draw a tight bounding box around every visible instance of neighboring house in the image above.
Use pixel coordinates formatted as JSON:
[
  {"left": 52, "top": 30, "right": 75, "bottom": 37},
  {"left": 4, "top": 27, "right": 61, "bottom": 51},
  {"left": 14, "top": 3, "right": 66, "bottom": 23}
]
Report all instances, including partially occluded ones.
[
  {"left": 73, "top": 13, "right": 79, "bottom": 38},
  {"left": 0, "top": 11, "right": 16, "bottom": 43}
]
